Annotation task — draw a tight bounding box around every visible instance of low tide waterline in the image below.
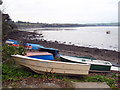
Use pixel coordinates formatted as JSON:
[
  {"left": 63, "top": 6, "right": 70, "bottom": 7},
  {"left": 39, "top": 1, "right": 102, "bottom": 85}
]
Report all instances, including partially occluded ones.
[{"left": 23, "top": 26, "right": 118, "bottom": 51}]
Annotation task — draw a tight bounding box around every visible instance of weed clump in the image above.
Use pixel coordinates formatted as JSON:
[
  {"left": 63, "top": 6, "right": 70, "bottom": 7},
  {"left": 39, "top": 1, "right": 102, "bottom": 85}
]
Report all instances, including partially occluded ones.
[{"left": 2, "top": 44, "right": 26, "bottom": 62}]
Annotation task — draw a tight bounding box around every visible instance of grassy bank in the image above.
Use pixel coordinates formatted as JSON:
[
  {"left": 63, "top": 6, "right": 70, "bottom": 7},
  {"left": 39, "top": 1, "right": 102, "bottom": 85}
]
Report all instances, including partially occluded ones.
[
  {"left": 2, "top": 60, "right": 119, "bottom": 88},
  {"left": 2, "top": 43, "right": 119, "bottom": 88}
]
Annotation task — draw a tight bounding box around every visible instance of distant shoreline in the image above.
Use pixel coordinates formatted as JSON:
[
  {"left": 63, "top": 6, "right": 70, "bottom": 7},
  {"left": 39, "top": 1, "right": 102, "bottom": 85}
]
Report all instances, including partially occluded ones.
[
  {"left": 15, "top": 21, "right": 118, "bottom": 29},
  {"left": 18, "top": 25, "right": 118, "bottom": 30}
]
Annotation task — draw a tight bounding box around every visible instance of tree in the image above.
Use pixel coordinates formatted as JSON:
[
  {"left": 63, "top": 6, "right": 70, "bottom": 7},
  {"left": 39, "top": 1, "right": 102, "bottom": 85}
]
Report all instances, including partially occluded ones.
[
  {"left": 2, "top": 14, "right": 17, "bottom": 41},
  {"left": 0, "top": 0, "right": 3, "bottom": 5}
]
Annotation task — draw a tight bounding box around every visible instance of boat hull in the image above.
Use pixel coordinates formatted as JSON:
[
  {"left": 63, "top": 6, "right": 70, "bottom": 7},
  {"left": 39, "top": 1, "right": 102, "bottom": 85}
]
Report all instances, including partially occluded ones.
[
  {"left": 90, "top": 64, "right": 111, "bottom": 72},
  {"left": 60, "top": 56, "right": 112, "bottom": 72},
  {"left": 12, "top": 55, "right": 90, "bottom": 75}
]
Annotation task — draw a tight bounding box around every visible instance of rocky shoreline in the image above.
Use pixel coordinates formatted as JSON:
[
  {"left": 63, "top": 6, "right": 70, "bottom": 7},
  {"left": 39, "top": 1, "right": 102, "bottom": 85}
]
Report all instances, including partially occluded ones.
[{"left": 6, "top": 30, "right": 120, "bottom": 65}]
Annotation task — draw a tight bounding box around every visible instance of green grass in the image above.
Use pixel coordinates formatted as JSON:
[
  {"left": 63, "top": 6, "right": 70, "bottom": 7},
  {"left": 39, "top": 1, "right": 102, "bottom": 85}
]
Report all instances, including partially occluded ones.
[
  {"left": 2, "top": 54, "right": 119, "bottom": 88},
  {"left": 2, "top": 62, "right": 41, "bottom": 81},
  {"left": 2, "top": 59, "right": 118, "bottom": 88},
  {"left": 0, "top": 46, "right": 2, "bottom": 50},
  {"left": 2, "top": 61, "right": 63, "bottom": 81},
  {"left": 85, "top": 75, "right": 116, "bottom": 87},
  {"left": 2, "top": 41, "right": 118, "bottom": 88},
  {"left": 2, "top": 44, "right": 26, "bottom": 61},
  {"left": 3, "top": 63, "right": 30, "bottom": 81}
]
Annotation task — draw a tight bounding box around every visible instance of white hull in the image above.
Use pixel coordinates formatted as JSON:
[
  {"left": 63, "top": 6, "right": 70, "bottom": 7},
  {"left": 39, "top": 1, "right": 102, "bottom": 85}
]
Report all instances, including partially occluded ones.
[
  {"left": 111, "top": 66, "right": 120, "bottom": 72},
  {"left": 60, "top": 55, "right": 112, "bottom": 66},
  {"left": 60, "top": 55, "right": 113, "bottom": 72},
  {"left": 12, "top": 55, "right": 90, "bottom": 75}
]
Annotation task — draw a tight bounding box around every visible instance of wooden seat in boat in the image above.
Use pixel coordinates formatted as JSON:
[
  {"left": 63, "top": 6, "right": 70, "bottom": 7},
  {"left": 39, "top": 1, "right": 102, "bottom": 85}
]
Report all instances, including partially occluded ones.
[{"left": 25, "top": 51, "right": 52, "bottom": 56}]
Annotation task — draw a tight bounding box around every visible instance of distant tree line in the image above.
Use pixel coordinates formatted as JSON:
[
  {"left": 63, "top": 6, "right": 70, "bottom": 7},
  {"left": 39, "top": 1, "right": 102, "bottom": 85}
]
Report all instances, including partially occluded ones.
[{"left": 15, "top": 21, "right": 118, "bottom": 29}]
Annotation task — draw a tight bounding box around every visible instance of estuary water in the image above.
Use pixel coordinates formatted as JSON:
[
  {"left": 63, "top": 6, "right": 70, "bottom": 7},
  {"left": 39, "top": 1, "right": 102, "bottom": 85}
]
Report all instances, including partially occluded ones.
[{"left": 24, "top": 26, "right": 118, "bottom": 51}]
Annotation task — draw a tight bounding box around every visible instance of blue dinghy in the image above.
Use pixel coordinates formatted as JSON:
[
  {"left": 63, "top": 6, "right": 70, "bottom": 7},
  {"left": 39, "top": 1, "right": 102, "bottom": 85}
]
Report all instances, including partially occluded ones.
[{"left": 25, "top": 43, "right": 45, "bottom": 50}]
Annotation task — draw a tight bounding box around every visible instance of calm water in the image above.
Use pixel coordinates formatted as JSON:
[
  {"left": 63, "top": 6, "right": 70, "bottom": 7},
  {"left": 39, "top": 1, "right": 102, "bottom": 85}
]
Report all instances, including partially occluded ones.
[{"left": 25, "top": 26, "right": 118, "bottom": 51}]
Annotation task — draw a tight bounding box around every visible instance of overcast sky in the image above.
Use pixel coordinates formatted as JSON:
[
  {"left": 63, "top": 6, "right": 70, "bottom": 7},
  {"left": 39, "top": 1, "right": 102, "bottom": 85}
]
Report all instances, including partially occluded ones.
[{"left": 1, "top": 0, "right": 119, "bottom": 24}]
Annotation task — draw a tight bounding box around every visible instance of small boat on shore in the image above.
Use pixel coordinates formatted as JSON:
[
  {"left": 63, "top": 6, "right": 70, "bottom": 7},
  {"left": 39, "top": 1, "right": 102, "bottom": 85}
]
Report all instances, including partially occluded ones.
[
  {"left": 5, "top": 39, "right": 45, "bottom": 50},
  {"left": 24, "top": 43, "right": 45, "bottom": 50},
  {"left": 60, "top": 55, "right": 112, "bottom": 72},
  {"left": 5, "top": 39, "right": 60, "bottom": 57},
  {"left": 12, "top": 52, "right": 90, "bottom": 75},
  {"left": 5, "top": 39, "right": 21, "bottom": 47},
  {"left": 106, "top": 31, "right": 110, "bottom": 34},
  {"left": 111, "top": 66, "right": 120, "bottom": 72}
]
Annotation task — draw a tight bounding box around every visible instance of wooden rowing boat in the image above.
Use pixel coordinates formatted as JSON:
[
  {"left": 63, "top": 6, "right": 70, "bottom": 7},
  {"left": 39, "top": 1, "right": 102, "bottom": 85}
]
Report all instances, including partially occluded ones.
[{"left": 60, "top": 55, "right": 112, "bottom": 72}]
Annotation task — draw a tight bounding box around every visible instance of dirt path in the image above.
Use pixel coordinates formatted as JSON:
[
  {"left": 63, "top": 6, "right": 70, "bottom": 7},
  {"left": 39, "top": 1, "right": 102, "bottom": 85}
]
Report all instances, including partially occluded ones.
[
  {"left": 3, "top": 77, "right": 110, "bottom": 88},
  {"left": 3, "top": 77, "right": 74, "bottom": 88},
  {"left": 72, "top": 82, "right": 110, "bottom": 88}
]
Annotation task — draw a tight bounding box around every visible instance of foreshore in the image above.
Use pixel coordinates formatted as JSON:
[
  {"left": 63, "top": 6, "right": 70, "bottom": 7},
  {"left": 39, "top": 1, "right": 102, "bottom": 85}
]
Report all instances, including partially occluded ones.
[
  {"left": 3, "top": 30, "right": 120, "bottom": 88},
  {"left": 6, "top": 30, "right": 119, "bottom": 65}
]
